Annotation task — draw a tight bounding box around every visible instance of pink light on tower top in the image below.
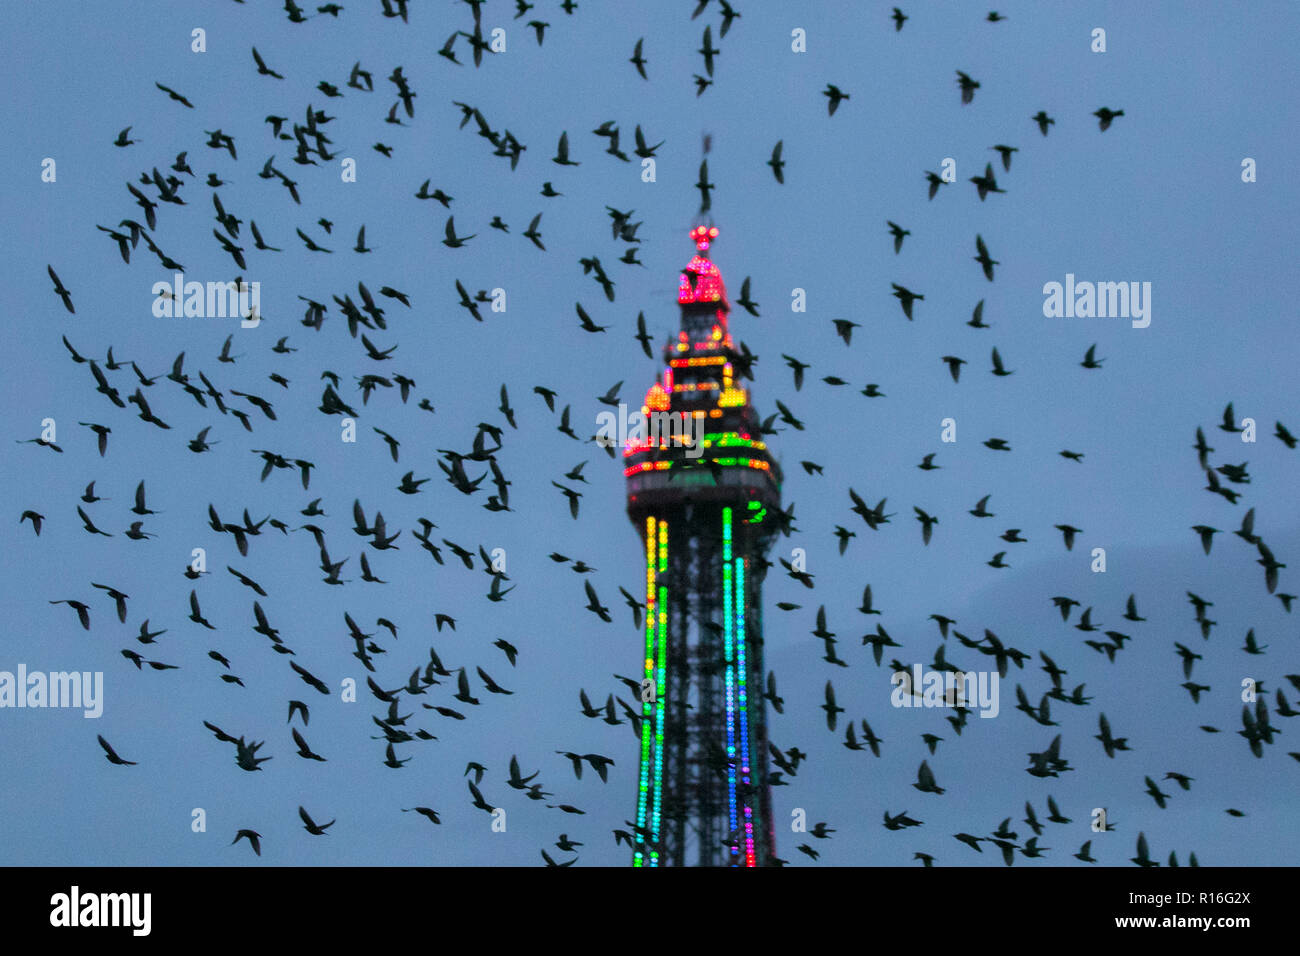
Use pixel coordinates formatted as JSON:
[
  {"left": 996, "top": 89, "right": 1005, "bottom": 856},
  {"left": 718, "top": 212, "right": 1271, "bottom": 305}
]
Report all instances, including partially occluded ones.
[
  {"left": 691, "top": 224, "right": 719, "bottom": 251},
  {"left": 678, "top": 225, "right": 727, "bottom": 306}
]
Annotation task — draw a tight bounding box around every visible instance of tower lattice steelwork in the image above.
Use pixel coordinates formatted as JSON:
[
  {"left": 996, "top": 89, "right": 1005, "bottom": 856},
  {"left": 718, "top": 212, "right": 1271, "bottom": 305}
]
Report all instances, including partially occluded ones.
[{"left": 624, "top": 223, "right": 783, "bottom": 867}]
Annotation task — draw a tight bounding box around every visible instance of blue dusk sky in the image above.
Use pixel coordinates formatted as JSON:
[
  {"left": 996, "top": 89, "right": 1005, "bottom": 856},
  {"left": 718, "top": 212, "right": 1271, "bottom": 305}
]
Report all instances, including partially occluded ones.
[{"left": 1, "top": 0, "right": 1297, "bottom": 867}]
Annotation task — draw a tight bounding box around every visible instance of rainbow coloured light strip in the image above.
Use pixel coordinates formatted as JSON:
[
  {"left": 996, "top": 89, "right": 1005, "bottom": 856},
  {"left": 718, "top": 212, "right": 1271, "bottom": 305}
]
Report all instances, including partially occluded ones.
[
  {"left": 735, "top": 554, "right": 756, "bottom": 865},
  {"left": 722, "top": 507, "right": 739, "bottom": 857},
  {"left": 634, "top": 515, "right": 670, "bottom": 868},
  {"left": 634, "top": 517, "right": 655, "bottom": 867},
  {"left": 722, "top": 505, "right": 760, "bottom": 867},
  {"left": 623, "top": 457, "right": 772, "bottom": 478},
  {"left": 653, "top": 521, "right": 668, "bottom": 853},
  {"left": 624, "top": 431, "right": 766, "bottom": 457},
  {"left": 669, "top": 356, "right": 727, "bottom": 369}
]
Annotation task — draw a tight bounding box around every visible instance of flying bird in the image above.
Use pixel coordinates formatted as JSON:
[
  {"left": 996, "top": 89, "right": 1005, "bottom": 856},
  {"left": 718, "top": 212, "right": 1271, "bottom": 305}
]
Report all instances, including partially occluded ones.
[
  {"left": 990, "top": 144, "right": 1018, "bottom": 171},
  {"left": 584, "top": 580, "right": 611, "bottom": 623},
  {"left": 956, "top": 70, "right": 980, "bottom": 105},
  {"left": 443, "top": 217, "right": 475, "bottom": 248},
  {"left": 973, "top": 234, "right": 998, "bottom": 281},
  {"left": 97, "top": 735, "right": 137, "bottom": 766},
  {"left": 231, "top": 829, "right": 262, "bottom": 856},
  {"left": 630, "top": 38, "right": 648, "bottom": 79},
  {"left": 252, "top": 47, "right": 284, "bottom": 79},
  {"left": 891, "top": 283, "right": 923, "bottom": 320},
  {"left": 552, "top": 131, "right": 580, "bottom": 166},
  {"left": 913, "top": 760, "right": 945, "bottom": 794},
  {"left": 767, "top": 141, "right": 784, "bottom": 183},
  {"left": 48, "top": 265, "right": 75, "bottom": 313},
  {"left": 735, "top": 277, "right": 760, "bottom": 316},
  {"left": 887, "top": 221, "right": 910, "bottom": 254},
  {"left": 155, "top": 82, "right": 194, "bottom": 108},
  {"left": 822, "top": 680, "right": 844, "bottom": 730},
  {"left": 298, "top": 806, "right": 335, "bottom": 835},
  {"left": 1094, "top": 107, "right": 1125, "bottom": 131},
  {"left": 823, "top": 84, "right": 849, "bottom": 116}
]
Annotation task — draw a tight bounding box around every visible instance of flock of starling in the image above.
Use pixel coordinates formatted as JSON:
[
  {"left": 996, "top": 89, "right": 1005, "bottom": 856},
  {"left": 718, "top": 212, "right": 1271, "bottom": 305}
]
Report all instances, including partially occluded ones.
[{"left": 15, "top": 1, "right": 1293, "bottom": 867}]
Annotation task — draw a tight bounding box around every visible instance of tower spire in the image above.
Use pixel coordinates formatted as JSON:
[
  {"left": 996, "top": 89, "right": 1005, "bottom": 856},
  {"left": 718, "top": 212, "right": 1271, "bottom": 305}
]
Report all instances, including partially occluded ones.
[
  {"left": 675, "top": 224, "right": 729, "bottom": 349},
  {"left": 695, "top": 133, "right": 714, "bottom": 216}
]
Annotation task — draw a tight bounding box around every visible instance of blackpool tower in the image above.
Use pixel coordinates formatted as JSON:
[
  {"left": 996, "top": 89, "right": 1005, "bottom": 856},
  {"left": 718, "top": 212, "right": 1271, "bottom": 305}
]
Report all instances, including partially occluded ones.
[{"left": 624, "top": 223, "right": 783, "bottom": 866}]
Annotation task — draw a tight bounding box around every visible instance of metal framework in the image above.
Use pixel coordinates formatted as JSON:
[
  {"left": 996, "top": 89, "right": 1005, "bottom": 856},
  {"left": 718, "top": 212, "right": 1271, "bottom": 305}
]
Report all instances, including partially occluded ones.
[{"left": 624, "top": 225, "right": 782, "bottom": 866}]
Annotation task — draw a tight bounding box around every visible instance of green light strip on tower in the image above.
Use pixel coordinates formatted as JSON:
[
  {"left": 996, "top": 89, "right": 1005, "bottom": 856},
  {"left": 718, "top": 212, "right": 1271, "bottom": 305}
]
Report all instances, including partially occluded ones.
[
  {"left": 634, "top": 516, "right": 656, "bottom": 867},
  {"left": 651, "top": 520, "right": 668, "bottom": 864},
  {"left": 722, "top": 507, "right": 739, "bottom": 853},
  {"left": 736, "top": 554, "right": 756, "bottom": 866}
]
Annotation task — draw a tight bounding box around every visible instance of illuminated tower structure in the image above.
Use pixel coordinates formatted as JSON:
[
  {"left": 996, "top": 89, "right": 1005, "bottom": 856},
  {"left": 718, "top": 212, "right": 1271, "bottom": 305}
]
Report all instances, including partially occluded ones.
[{"left": 624, "top": 224, "right": 783, "bottom": 867}]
